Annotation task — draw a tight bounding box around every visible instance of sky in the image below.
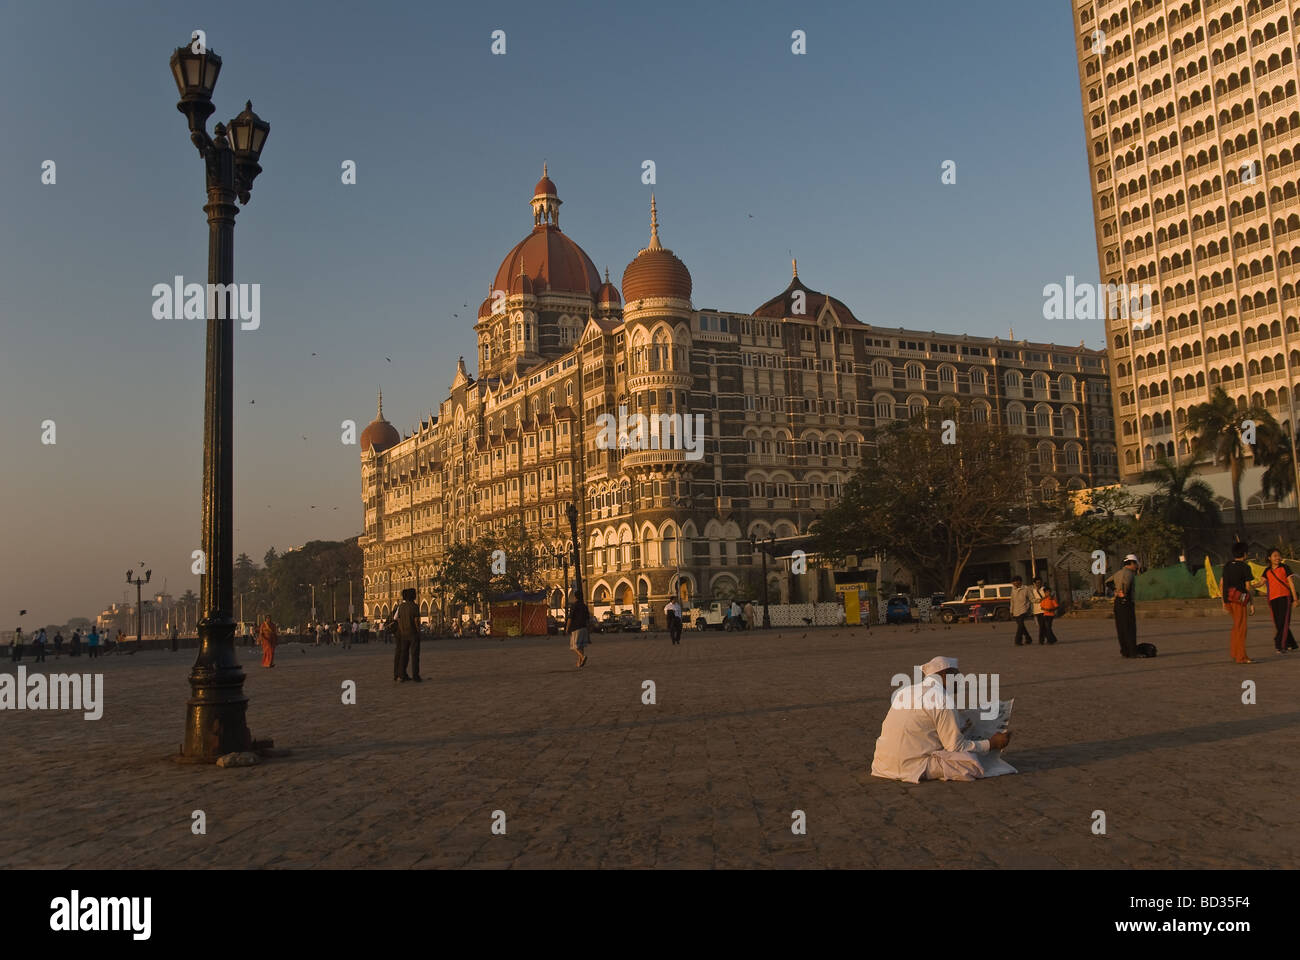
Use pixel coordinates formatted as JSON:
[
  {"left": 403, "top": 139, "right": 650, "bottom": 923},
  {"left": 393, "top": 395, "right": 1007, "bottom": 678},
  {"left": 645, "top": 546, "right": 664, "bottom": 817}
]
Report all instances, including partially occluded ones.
[{"left": 0, "top": 0, "right": 1101, "bottom": 626}]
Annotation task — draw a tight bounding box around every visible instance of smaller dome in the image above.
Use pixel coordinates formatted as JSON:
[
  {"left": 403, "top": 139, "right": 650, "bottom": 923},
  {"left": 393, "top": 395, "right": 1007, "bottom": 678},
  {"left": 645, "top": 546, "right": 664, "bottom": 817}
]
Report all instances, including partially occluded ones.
[
  {"left": 477, "top": 292, "right": 495, "bottom": 319},
  {"left": 622, "top": 196, "right": 691, "bottom": 304},
  {"left": 360, "top": 390, "right": 400, "bottom": 455},
  {"left": 596, "top": 267, "right": 621, "bottom": 307},
  {"left": 534, "top": 173, "right": 558, "bottom": 199}
]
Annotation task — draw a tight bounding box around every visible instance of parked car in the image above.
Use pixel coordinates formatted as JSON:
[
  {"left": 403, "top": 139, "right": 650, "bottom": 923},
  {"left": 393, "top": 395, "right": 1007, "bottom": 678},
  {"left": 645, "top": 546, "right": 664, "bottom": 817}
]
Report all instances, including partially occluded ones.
[
  {"left": 596, "top": 611, "right": 621, "bottom": 633},
  {"left": 616, "top": 611, "right": 643, "bottom": 632},
  {"left": 885, "top": 595, "right": 914, "bottom": 625},
  {"left": 937, "top": 583, "right": 1015, "bottom": 623}
]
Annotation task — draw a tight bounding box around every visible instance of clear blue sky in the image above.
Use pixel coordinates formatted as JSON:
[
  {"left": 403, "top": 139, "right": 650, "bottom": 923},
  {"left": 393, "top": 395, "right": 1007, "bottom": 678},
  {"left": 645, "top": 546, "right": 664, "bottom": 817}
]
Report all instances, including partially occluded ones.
[{"left": 0, "top": 0, "right": 1099, "bottom": 625}]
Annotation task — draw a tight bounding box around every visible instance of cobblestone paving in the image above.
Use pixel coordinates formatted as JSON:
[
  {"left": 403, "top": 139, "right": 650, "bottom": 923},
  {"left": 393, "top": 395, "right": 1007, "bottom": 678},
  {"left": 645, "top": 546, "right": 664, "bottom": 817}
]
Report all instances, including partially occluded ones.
[{"left": 2, "top": 616, "right": 1296, "bottom": 868}]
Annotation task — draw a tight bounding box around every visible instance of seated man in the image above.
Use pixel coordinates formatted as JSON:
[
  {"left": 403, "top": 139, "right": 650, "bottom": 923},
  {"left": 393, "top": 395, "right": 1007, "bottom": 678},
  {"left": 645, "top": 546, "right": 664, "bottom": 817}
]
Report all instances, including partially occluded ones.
[{"left": 871, "top": 656, "right": 1014, "bottom": 783}]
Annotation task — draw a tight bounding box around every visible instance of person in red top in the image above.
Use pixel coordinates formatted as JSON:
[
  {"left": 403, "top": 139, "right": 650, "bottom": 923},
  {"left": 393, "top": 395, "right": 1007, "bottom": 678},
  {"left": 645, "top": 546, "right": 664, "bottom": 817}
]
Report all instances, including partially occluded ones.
[
  {"left": 1263, "top": 548, "right": 1299, "bottom": 654},
  {"left": 1038, "top": 588, "right": 1060, "bottom": 645},
  {"left": 257, "top": 617, "right": 278, "bottom": 668}
]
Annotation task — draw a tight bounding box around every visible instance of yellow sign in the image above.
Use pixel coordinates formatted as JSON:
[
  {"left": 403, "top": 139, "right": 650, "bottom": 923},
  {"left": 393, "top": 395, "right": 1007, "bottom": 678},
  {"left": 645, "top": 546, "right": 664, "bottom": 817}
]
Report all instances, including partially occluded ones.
[{"left": 844, "top": 591, "right": 861, "bottom": 625}]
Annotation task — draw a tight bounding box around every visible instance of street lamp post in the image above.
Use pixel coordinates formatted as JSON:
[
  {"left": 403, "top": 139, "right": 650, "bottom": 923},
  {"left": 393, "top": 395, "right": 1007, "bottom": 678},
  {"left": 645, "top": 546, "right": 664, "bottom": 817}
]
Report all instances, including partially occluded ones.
[
  {"left": 170, "top": 37, "right": 270, "bottom": 762},
  {"left": 751, "top": 537, "right": 774, "bottom": 628},
  {"left": 299, "top": 583, "right": 316, "bottom": 624},
  {"left": 126, "top": 568, "right": 151, "bottom": 644},
  {"left": 566, "top": 503, "right": 583, "bottom": 601}
]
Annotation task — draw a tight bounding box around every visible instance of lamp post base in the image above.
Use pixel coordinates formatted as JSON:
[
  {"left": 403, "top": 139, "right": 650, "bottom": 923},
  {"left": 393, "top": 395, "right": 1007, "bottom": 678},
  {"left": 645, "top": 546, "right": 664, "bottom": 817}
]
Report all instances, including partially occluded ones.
[{"left": 177, "top": 617, "right": 254, "bottom": 762}]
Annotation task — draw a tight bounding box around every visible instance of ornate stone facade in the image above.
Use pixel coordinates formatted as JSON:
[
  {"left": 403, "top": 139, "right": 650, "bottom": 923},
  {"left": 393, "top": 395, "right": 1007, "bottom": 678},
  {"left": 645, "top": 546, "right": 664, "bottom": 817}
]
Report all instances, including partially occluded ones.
[{"left": 359, "top": 171, "right": 1118, "bottom": 620}]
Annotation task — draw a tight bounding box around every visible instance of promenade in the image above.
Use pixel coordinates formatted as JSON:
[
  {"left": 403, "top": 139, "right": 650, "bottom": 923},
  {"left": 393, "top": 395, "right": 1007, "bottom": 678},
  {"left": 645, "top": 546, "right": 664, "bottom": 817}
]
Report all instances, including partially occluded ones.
[{"left": 2, "top": 617, "right": 1295, "bottom": 869}]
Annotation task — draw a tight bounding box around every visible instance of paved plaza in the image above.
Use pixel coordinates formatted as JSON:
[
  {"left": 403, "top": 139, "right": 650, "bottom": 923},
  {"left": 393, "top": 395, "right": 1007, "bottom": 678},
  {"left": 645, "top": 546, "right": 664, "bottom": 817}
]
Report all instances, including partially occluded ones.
[{"left": 2, "top": 616, "right": 1297, "bottom": 869}]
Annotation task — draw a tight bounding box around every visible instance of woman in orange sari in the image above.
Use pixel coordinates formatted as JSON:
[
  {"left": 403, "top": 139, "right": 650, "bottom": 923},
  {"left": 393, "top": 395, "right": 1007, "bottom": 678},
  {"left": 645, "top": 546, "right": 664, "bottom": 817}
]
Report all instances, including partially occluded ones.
[{"left": 257, "top": 617, "right": 278, "bottom": 668}]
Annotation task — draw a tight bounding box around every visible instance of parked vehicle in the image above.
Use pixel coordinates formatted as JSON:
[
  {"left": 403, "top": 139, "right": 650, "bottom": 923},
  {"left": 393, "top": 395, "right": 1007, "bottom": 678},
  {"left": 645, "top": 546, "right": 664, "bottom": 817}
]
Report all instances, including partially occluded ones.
[
  {"left": 546, "top": 615, "right": 563, "bottom": 635},
  {"left": 615, "top": 611, "right": 643, "bottom": 632},
  {"left": 596, "top": 611, "right": 622, "bottom": 633},
  {"left": 885, "top": 595, "right": 914, "bottom": 625},
  {"left": 938, "top": 583, "right": 1016, "bottom": 623},
  {"left": 690, "top": 601, "right": 741, "bottom": 630}
]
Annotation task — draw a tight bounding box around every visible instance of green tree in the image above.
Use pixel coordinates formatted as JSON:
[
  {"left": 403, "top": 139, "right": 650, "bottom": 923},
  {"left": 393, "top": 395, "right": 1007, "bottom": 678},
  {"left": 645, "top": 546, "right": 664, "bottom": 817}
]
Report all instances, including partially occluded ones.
[
  {"left": 1140, "top": 458, "right": 1221, "bottom": 557},
  {"left": 1185, "top": 387, "right": 1279, "bottom": 537},
  {"left": 811, "top": 419, "right": 1024, "bottom": 597},
  {"left": 1259, "top": 423, "right": 1300, "bottom": 506}
]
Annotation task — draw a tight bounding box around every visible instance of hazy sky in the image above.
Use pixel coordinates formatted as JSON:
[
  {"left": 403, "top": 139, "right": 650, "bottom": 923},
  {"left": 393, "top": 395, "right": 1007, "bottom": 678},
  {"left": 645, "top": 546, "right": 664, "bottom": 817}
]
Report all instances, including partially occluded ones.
[{"left": 0, "top": 0, "right": 1100, "bottom": 625}]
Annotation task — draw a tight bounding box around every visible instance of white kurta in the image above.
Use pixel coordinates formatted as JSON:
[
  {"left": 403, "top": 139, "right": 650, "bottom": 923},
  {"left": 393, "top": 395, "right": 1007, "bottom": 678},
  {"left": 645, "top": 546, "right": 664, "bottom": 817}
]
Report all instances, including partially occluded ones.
[{"left": 871, "top": 677, "right": 997, "bottom": 783}]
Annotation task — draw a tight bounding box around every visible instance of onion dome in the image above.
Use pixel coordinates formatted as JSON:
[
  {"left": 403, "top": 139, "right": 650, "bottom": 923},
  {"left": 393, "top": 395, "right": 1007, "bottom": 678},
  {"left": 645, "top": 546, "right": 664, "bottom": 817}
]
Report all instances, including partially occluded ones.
[
  {"left": 490, "top": 166, "right": 601, "bottom": 298},
  {"left": 621, "top": 195, "right": 691, "bottom": 303},
  {"left": 595, "top": 267, "right": 621, "bottom": 308},
  {"left": 360, "top": 390, "right": 400, "bottom": 455}
]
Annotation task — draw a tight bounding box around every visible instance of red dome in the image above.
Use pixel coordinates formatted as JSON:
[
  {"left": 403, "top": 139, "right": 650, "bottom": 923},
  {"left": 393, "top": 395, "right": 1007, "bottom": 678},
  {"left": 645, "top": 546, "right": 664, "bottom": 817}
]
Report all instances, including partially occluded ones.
[
  {"left": 493, "top": 226, "right": 601, "bottom": 297},
  {"left": 360, "top": 391, "right": 400, "bottom": 454},
  {"left": 534, "top": 175, "right": 558, "bottom": 198},
  {"left": 360, "top": 418, "right": 399, "bottom": 454},
  {"left": 622, "top": 197, "right": 690, "bottom": 303},
  {"left": 596, "top": 268, "right": 621, "bottom": 307}
]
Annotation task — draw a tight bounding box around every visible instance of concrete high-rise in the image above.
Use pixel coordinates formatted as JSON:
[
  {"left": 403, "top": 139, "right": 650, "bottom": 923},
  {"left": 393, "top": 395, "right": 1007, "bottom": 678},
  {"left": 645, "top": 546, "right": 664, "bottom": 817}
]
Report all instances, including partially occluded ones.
[{"left": 1072, "top": 0, "right": 1300, "bottom": 482}]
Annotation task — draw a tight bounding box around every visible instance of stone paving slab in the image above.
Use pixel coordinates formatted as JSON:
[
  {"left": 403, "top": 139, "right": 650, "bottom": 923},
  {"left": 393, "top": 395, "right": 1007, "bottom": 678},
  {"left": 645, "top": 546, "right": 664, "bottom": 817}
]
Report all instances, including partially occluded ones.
[{"left": 1, "top": 616, "right": 1296, "bottom": 868}]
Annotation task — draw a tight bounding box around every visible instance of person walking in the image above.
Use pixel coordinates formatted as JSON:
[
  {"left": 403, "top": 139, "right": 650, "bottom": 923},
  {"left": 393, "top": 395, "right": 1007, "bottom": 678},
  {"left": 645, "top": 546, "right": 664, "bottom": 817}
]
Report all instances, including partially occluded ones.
[
  {"left": 70, "top": 629, "right": 81, "bottom": 658},
  {"left": 1222, "top": 542, "right": 1258, "bottom": 664},
  {"left": 567, "top": 590, "right": 591, "bottom": 668},
  {"left": 10, "top": 627, "right": 22, "bottom": 662},
  {"left": 53, "top": 631, "right": 64, "bottom": 659},
  {"left": 664, "top": 597, "right": 683, "bottom": 645},
  {"left": 1038, "top": 587, "right": 1060, "bottom": 644},
  {"left": 256, "top": 617, "right": 278, "bottom": 668},
  {"left": 1262, "top": 548, "right": 1299, "bottom": 653},
  {"left": 744, "top": 599, "right": 756, "bottom": 630},
  {"left": 342, "top": 619, "right": 352, "bottom": 651},
  {"left": 390, "top": 588, "right": 421, "bottom": 682},
  {"left": 1112, "top": 555, "right": 1140, "bottom": 658},
  {"left": 86, "top": 626, "right": 100, "bottom": 660},
  {"left": 1010, "top": 576, "right": 1033, "bottom": 646},
  {"left": 1030, "top": 578, "right": 1049, "bottom": 645},
  {"left": 351, "top": 619, "right": 359, "bottom": 648},
  {"left": 33, "top": 628, "right": 47, "bottom": 663}
]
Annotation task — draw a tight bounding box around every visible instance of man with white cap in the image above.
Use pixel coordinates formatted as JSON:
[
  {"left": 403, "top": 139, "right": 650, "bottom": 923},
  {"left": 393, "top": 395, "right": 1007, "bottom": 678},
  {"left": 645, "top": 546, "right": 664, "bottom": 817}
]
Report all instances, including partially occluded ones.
[
  {"left": 1112, "top": 554, "right": 1140, "bottom": 659},
  {"left": 871, "top": 656, "right": 1013, "bottom": 783}
]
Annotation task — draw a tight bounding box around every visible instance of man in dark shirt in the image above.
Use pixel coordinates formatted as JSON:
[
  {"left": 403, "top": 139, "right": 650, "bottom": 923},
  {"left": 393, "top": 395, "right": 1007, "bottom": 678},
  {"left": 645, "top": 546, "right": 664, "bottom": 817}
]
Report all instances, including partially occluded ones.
[
  {"left": 1222, "top": 541, "right": 1257, "bottom": 664},
  {"left": 1112, "top": 555, "right": 1139, "bottom": 658},
  {"left": 567, "top": 591, "right": 591, "bottom": 667},
  {"left": 390, "top": 588, "right": 422, "bottom": 682}
]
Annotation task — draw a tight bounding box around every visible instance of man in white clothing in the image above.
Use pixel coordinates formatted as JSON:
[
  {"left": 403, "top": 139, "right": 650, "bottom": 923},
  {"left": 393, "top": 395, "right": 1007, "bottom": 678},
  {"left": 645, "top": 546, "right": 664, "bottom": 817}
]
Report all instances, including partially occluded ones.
[
  {"left": 871, "top": 656, "right": 1012, "bottom": 783},
  {"left": 664, "top": 598, "right": 683, "bottom": 645}
]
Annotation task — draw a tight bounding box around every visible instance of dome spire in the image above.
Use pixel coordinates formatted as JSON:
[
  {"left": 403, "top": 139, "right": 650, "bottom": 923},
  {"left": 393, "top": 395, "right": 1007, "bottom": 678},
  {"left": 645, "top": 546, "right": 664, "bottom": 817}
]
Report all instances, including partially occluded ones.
[
  {"left": 377, "top": 388, "right": 384, "bottom": 419},
  {"left": 648, "top": 195, "right": 662, "bottom": 251},
  {"left": 792, "top": 257, "right": 798, "bottom": 278}
]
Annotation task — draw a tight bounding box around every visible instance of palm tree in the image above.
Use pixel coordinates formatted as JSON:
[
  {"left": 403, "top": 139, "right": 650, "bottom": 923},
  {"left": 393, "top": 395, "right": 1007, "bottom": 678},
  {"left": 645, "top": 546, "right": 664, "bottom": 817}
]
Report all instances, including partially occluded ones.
[
  {"left": 1140, "top": 458, "right": 1220, "bottom": 557},
  {"left": 1185, "top": 387, "right": 1278, "bottom": 537},
  {"left": 1259, "top": 422, "right": 1299, "bottom": 506}
]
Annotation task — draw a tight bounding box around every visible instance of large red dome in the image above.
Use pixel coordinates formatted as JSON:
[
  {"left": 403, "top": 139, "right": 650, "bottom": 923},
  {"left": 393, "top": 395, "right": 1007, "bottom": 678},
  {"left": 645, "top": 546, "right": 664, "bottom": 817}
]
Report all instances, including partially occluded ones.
[{"left": 492, "top": 226, "right": 601, "bottom": 297}]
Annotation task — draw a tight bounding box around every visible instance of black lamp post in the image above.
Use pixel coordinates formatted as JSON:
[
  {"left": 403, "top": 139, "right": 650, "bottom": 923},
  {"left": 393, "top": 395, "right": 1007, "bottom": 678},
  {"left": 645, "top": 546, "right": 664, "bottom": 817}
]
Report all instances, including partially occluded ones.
[
  {"left": 126, "top": 568, "right": 151, "bottom": 644},
  {"left": 751, "top": 536, "right": 774, "bottom": 628},
  {"left": 170, "top": 38, "right": 270, "bottom": 762},
  {"left": 566, "top": 502, "right": 583, "bottom": 601}
]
